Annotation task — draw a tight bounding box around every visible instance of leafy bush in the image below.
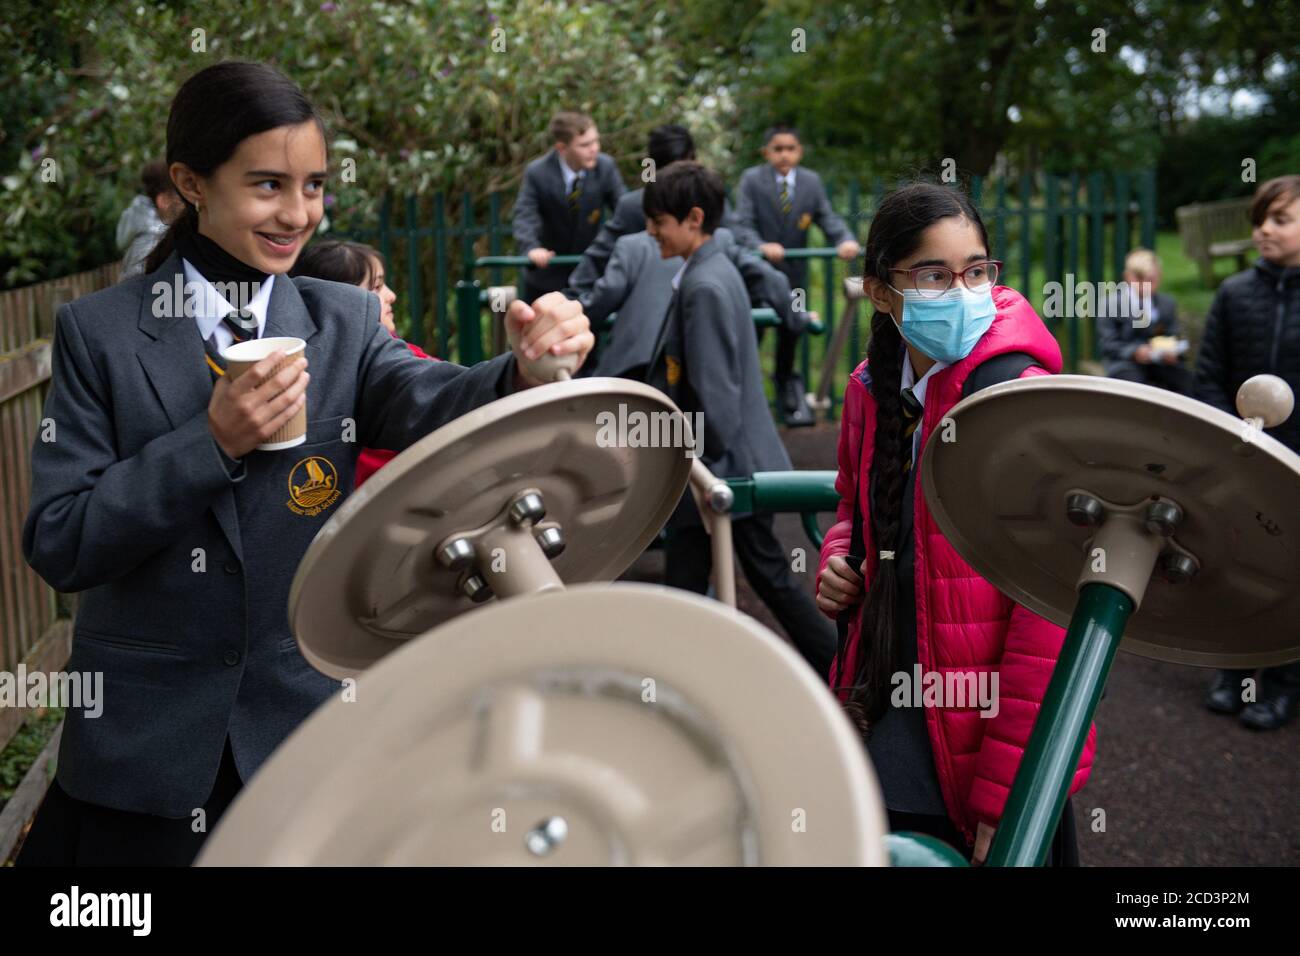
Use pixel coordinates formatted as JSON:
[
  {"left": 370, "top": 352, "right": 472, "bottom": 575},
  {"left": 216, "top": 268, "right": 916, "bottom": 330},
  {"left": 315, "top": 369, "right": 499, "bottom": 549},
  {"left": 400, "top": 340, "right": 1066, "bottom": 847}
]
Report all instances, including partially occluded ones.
[{"left": 1, "top": 0, "right": 732, "bottom": 287}]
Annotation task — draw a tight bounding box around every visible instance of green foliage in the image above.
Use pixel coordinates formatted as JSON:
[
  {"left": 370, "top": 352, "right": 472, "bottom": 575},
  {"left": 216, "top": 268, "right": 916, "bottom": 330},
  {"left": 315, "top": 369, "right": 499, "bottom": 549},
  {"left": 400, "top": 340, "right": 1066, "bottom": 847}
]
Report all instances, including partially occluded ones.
[
  {"left": 0, "top": 708, "right": 63, "bottom": 813},
  {"left": 0, "top": 0, "right": 732, "bottom": 287},
  {"left": 3, "top": 0, "right": 1297, "bottom": 291},
  {"left": 1156, "top": 112, "right": 1300, "bottom": 226},
  {"left": 726, "top": 0, "right": 1299, "bottom": 190}
]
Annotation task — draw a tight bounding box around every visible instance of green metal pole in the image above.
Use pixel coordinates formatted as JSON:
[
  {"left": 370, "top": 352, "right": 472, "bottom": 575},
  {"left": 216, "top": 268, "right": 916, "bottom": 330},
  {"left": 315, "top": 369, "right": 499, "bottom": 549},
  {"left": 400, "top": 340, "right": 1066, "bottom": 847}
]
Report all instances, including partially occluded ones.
[
  {"left": 1113, "top": 172, "right": 1131, "bottom": 279},
  {"left": 1139, "top": 169, "right": 1157, "bottom": 251},
  {"left": 1044, "top": 173, "right": 1059, "bottom": 322},
  {"left": 1019, "top": 172, "right": 1032, "bottom": 296},
  {"left": 378, "top": 192, "right": 393, "bottom": 295},
  {"left": 405, "top": 194, "right": 425, "bottom": 350},
  {"left": 455, "top": 280, "right": 483, "bottom": 366},
  {"left": 488, "top": 191, "right": 503, "bottom": 291},
  {"left": 433, "top": 192, "right": 450, "bottom": 359},
  {"left": 994, "top": 176, "right": 1007, "bottom": 264},
  {"left": 985, "top": 582, "right": 1133, "bottom": 867},
  {"left": 845, "top": 180, "right": 862, "bottom": 422},
  {"left": 1068, "top": 173, "right": 1081, "bottom": 373}
]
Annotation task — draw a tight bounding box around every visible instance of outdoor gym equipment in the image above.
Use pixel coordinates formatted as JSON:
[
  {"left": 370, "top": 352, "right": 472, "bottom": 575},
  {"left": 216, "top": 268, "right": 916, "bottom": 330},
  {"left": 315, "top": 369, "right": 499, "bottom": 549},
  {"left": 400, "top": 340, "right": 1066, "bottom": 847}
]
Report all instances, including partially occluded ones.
[
  {"left": 921, "top": 372, "right": 1300, "bottom": 866},
  {"left": 198, "top": 346, "right": 891, "bottom": 866}
]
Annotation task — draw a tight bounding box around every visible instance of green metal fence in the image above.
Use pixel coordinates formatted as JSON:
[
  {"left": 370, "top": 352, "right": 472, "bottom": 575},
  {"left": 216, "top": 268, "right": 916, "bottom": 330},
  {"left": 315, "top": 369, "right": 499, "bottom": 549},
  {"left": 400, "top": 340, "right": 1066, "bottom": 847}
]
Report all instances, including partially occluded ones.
[{"left": 332, "top": 170, "right": 1157, "bottom": 415}]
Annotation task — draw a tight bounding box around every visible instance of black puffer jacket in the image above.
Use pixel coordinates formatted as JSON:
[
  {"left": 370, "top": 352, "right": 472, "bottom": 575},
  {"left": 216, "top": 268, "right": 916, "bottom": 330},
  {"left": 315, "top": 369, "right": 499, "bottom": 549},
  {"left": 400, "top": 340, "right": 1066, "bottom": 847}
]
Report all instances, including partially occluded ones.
[{"left": 1193, "top": 257, "right": 1300, "bottom": 453}]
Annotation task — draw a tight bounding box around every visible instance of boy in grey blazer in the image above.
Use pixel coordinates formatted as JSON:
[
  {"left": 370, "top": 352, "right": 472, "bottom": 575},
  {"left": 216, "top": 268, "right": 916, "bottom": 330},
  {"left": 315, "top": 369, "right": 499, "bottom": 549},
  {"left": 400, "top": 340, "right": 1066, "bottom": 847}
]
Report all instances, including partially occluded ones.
[
  {"left": 1096, "top": 248, "right": 1191, "bottom": 394},
  {"left": 22, "top": 252, "right": 586, "bottom": 829},
  {"left": 583, "top": 226, "right": 790, "bottom": 380},
  {"left": 512, "top": 111, "right": 626, "bottom": 302},
  {"left": 644, "top": 162, "right": 837, "bottom": 677},
  {"left": 735, "top": 126, "right": 861, "bottom": 425}
]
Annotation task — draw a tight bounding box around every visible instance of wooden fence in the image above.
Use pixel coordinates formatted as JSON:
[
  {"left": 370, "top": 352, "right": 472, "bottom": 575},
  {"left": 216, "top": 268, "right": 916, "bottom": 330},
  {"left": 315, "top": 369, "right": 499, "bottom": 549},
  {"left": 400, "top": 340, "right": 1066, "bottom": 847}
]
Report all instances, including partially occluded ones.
[{"left": 0, "top": 262, "right": 119, "bottom": 757}]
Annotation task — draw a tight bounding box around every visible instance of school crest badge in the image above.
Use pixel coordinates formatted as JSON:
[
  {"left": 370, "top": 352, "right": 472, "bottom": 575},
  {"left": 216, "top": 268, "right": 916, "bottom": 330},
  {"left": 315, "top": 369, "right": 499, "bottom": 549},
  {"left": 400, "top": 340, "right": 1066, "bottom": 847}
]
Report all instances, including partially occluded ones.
[
  {"left": 798, "top": 212, "right": 812, "bottom": 231},
  {"left": 665, "top": 355, "right": 682, "bottom": 386},
  {"left": 287, "top": 455, "right": 341, "bottom": 516},
  {"left": 588, "top": 208, "right": 601, "bottom": 225}
]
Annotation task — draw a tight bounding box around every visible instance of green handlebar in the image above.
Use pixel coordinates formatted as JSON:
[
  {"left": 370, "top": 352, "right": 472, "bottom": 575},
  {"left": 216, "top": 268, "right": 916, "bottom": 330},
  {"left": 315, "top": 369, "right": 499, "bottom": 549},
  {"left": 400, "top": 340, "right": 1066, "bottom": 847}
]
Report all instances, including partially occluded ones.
[
  {"left": 473, "top": 247, "right": 844, "bottom": 270},
  {"left": 886, "top": 832, "right": 969, "bottom": 867},
  {"left": 475, "top": 254, "right": 582, "bottom": 267},
  {"left": 749, "top": 470, "right": 839, "bottom": 512},
  {"left": 726, "top": 471, "right": 840, "bottom": 549},
  {"left": 764, "top": 246, "right": 843, "bottom": 260}
]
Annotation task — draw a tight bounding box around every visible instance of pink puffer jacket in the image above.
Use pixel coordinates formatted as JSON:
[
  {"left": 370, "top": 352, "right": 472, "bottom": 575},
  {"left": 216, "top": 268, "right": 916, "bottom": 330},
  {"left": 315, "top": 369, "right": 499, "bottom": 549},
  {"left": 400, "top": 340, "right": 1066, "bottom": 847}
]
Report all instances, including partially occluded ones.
[{"left": 818, "top": 286, "right": 1095, "bottom": 845}]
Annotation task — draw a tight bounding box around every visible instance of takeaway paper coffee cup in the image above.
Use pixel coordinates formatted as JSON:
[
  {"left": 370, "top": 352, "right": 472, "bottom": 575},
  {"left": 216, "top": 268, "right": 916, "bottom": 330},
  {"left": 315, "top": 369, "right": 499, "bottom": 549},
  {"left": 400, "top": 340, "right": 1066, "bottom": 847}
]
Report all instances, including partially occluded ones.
[{"left": 222, "top": 336, "right": 308, "bottom": 451}]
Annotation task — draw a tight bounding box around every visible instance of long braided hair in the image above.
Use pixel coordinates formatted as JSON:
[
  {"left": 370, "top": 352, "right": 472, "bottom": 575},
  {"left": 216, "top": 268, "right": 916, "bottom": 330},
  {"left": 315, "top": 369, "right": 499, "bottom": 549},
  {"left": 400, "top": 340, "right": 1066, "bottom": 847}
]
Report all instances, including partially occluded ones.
[{"left": 841, "top": 183, "right": 991, "bottom": 733}]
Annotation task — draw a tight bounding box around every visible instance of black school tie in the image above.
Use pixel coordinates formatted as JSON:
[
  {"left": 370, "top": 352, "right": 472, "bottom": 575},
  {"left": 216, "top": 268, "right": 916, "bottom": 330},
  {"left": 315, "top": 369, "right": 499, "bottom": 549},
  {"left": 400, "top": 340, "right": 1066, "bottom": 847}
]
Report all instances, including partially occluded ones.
[
  {"left": 901, "top": 386, "right": 922, "bottom": 474},
  {"left": 568, "top": 172, "right": 584, "bottom": 216},
  {"left": 203, "top": 308, "right": 259, "bottom": 380}
]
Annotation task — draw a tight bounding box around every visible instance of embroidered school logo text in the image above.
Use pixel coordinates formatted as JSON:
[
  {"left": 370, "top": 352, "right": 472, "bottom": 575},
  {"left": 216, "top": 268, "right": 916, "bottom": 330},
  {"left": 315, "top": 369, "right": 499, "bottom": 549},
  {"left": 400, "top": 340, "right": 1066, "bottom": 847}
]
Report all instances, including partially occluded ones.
[{"left": 287, "top": 455, "right": 341, "bottom": 516}]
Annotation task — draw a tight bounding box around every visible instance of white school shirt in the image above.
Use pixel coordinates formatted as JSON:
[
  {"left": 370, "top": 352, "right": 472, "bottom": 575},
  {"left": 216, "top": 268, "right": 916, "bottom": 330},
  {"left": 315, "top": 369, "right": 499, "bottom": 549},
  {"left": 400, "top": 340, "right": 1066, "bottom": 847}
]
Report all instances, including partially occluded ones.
[
  {"left": 1126, "top": 283, "right": 1160, "bottom": 325},
  {"left": 774, "top": 167, "right": 798, "bottom": 200},
  {"left": 900, "top": 351, "right": 950, "bottom": 467},
  {"left": 559, "top": 159, "right": 585, "bottom": 197},
  {"left": 182, "top": 258, "right": 274, "bottom": 352},
  {"left": 670, "top": 259, "right": 688, "bottom": 291}
]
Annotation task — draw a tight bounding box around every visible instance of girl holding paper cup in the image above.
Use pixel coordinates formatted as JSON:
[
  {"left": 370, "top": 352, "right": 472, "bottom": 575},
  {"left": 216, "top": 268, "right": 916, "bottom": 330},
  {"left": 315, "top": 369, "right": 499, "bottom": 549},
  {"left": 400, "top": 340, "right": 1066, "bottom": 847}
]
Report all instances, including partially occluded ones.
[{"left": 19, "top": 61, "right": 592, "bottom": 865}]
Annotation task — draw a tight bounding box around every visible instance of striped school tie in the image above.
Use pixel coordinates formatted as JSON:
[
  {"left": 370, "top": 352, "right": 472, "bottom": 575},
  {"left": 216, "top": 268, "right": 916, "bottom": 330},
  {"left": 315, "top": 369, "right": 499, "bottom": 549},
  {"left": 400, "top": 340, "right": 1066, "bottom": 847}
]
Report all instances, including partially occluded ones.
[
  {"left": 203, "top": 308, "right": 259, "bottom": 380},
  {"left": 901, "top": 386, "right": 922, "bottom": 474},
  {"left": 779, "top": 177, "right": 792, "bottom": 216},
  {"left": 568, "top": 172, "right": 584, "bottom": 216}
]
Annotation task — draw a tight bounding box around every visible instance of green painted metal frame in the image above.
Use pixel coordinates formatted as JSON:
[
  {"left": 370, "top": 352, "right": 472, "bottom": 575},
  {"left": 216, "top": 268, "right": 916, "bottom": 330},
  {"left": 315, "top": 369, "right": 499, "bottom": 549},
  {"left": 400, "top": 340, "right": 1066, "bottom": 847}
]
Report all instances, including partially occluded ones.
[
  {"left": 332, "top": 171, "right": 1156, "bottom": 391},
  {"left": 886, "top": 832, "right": 969, "bottom": 867},
  {"left": 985, "top": 582, "right": 1133, "bottom": 866},
  {"left": 725, "top": 470, "right": 838, "bottom": 549}
]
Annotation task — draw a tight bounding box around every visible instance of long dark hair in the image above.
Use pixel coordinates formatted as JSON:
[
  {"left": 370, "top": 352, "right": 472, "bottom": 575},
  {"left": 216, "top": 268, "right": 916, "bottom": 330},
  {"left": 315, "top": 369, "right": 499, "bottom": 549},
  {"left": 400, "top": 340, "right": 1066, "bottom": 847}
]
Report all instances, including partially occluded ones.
[
  {"left": 843, "top": 182, "right": 990, "bottom": 732},
  {"left": 144, "top": 61, "right": 324, "bottom": 274}
]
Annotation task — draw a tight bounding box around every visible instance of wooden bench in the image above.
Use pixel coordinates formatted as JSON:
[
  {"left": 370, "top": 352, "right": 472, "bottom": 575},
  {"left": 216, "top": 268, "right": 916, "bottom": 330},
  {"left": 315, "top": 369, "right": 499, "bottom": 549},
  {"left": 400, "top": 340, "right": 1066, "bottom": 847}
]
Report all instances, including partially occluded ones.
[{"left": 1175, "top": 197, "right": 1254, "bottom": 287}]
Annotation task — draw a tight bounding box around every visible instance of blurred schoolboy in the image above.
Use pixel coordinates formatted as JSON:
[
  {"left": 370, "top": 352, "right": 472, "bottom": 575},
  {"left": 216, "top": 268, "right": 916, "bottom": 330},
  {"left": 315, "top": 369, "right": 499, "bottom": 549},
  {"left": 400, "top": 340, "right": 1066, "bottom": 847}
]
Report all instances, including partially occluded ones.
[
  {"left": 512, "top": 111, "right": 626, "bottom": 302},
  {"left": 645, "top": 161, "right": 837, "bottom": 676},
  {"left": 1195, "top": 174, "right": 1300, "bottom": 730},
  {"left": 736, "top": 126, "right": 860, "bottom": 425}
]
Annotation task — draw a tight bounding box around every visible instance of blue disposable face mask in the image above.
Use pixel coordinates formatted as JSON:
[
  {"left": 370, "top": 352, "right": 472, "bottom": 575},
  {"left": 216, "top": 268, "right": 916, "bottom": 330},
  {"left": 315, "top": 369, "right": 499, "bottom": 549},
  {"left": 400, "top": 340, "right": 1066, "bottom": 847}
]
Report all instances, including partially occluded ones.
[{"left": 888, "top": 285, "right": 996, "bottom": 363}]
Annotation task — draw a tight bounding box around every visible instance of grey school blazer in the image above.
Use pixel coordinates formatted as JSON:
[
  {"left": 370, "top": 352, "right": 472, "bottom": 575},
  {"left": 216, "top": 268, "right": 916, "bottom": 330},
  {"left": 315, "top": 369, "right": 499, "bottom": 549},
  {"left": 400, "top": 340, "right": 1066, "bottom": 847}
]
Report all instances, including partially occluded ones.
[
  {"left": 567, "top": 187, "right": 763, "bottom": 297},
  {"left": 23, "top": 252, "right": 515, "bottom": 817},
  {"left": 648, "top": 237, "right": 792, "bottom": 497},
  {"left": 734, "top": 164, "right": 854, "bottom": 292},
  {"left": 512, "top": 151, "right": 626, "bottom": 299},
  {"left": 585, "top": 227, "right": 794, "bottom": 379}
]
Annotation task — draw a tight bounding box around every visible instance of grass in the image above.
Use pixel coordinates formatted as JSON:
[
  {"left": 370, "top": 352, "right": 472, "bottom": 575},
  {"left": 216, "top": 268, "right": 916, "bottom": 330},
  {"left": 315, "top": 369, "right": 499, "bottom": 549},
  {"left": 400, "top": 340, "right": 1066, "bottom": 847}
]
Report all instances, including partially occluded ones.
[{"left": 0, "top": 707, "right": 62, "bottom": 814}]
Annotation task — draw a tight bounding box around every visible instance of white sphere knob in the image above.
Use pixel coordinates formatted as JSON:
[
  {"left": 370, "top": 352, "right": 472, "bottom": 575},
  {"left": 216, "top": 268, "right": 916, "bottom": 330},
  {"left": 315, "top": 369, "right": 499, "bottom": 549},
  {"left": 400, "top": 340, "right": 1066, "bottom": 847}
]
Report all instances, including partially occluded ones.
[{"left": 1236, "top": 374, "right": 1294, "bottom": 428}]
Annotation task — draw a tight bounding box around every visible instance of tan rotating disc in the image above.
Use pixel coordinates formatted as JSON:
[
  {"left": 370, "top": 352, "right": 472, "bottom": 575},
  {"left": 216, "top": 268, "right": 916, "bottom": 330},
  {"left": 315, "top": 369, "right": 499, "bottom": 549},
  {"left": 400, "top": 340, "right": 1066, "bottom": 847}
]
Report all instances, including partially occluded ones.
[
  {"left": 290, "top": 378, "right": 694, "bottom": 678},
  {"left": 921, "top": 375, "right": 1300, "bottom": 668},
  {"left": 199, "top": 585, "right": 888, "bottom": 866}
]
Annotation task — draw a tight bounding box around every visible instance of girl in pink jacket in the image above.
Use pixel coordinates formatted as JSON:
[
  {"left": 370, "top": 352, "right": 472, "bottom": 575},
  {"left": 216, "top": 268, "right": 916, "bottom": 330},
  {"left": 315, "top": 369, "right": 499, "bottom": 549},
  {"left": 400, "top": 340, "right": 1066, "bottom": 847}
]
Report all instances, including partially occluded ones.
[{"left": 817, "top": 183, "right": 1095, "bottom": 864}]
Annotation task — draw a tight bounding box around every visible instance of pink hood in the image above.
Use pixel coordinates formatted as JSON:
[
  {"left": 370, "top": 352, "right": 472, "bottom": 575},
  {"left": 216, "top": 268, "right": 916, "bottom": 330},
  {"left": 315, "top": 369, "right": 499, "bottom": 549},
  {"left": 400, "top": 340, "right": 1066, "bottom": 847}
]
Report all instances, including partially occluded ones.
[{"left": 818, "top": 286, "right": 1095, "bottom": 844}]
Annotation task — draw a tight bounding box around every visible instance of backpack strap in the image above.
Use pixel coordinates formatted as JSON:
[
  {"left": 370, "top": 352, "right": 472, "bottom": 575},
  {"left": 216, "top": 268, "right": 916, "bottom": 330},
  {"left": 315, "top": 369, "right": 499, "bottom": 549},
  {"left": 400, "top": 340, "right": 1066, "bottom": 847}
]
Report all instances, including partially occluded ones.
[{"left": 961, "top": 351, "right": 1042, "bottom": 398}]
